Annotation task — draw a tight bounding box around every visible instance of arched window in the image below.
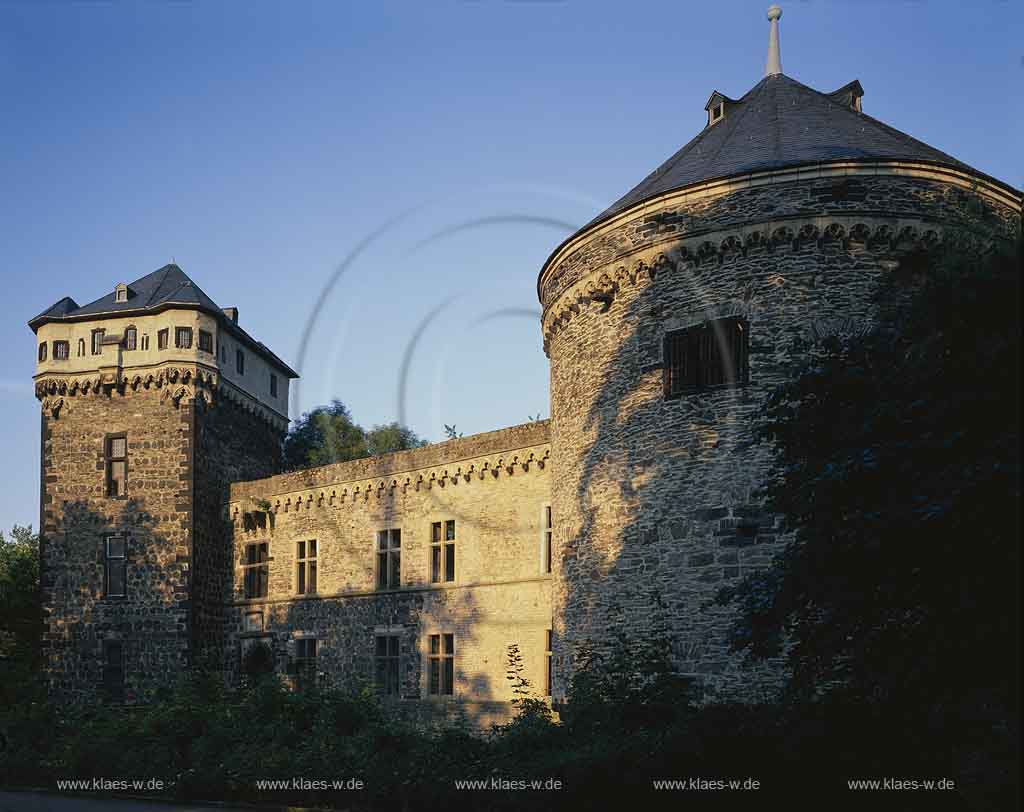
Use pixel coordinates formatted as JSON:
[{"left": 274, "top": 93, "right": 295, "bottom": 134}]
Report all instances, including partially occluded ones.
[
  {"left": 78, "top": 338, "right": 86, "bottom": 357},
  {"left": 124, "top": 326, "right": 137, "bottom": 351}
]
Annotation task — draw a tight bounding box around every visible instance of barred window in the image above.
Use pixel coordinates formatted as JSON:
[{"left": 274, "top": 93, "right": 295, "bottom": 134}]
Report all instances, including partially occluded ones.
[
  {"left": 296, "top": 540, "right": 317, "bottom": 595},
  {"left": 664, "top": 317, "right": 748, "bottom": 398},
  {"left": 430, "top": 520, "right": 456, "bottom": 583},
  {"left": 105, "top": 435, "right": 128, "bottom": 497},
  {"left": 375, "top": 635, "right": 401, "bottom": 696},
  {"left": 124, "top": 326, "right": 137, "bottom": 351},
  {"left": 376, "top": 529, "right": 401, "bottom": 589},
  {"left": 428, "top": 633, "right": 454, "bottom": 696},
  {"left": 91, "top": 329, "right": 105, "bottom": 355},
  {"left": 104, "top": 535, "right": 127, "bottom": 598},
  {"left": 53, "top": 341, "right": 69, "bottom": 360},
  {"left": 198, "top": 330, "right": 213, "bottom": 353},
  {"left": 243, "top": 542, "right": 269, "bottom": 599},
  {"left": 175, "top": 326, "right": 193, "bottom": 349}
]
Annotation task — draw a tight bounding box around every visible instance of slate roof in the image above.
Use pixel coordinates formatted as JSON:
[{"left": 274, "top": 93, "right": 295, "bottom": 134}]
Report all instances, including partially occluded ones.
[
  {"left": 590, "top": 72, "right": 1002, "bottom": 227},
  {"left": 29, "top": 263, "right": 298, "bottom": 377}
]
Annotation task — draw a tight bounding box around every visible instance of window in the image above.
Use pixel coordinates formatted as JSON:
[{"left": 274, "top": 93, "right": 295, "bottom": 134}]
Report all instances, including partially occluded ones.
[
  {"left": 104, "top": 535, "right": 127, "bottom": 598},
  {"left": 77, "top": 338, "right": 86, "bottom": 357},
  {"left": 712, "top": 102, "right": 724, "bottom": 122},
  {"left": 175, "top": 326, "right": 193, "bottom": 349},
  {"left": 376, "top": 529, "right": 401, "bottom": 589},
  {"left": 219, "top": 341, "right": 226, "bottom": 362},
  {"left": 243, "top": 542, "right": 269, "bottom": 599},
  {"left": 542, "top": 505, "right": 552, "bottom": 574},
  {"left": 157, "top": 329, "right": 169, "bottom": 351},
  {"left": 124, "top": 326, "right": 137, "bottom": 351},
  {"left": 105, "top": 435, "right": 127, "bottom": 497},
  {"left": 270, "top": 373, "right": 278, "bottom": 398},
  {"left": 91, "top": 329, "right": 105, "bottom": 355},
  {"left": 546, "top": 630, "right": 553, "bottom": 696},
  {"left": 115, "top": 283, "right": 128, "bottom": 303},
  {"left": 428, "top": 633, "right": 454, "bottom": 696},
  {"left": 198, "top": 330, "right": 213, "bottom": 353},
  {"left": 141, "top": 334, "right": 150, "bottom": 351},
  {"left": 53, "top": 341, "right": 69, "bottom": 360},
  {"left": 103, "top": 640, "right": 125, "bottom": 703},
  {"left": 243, "top": 611, "right": 263, "bottom": 632},
  {"left": 430, "top": 520, "right": 456, "bottom": 583},
  {"left": 236, "top": 349, "right": 245, "bottom": 375},
  {"left": 38, "top": 342, "right": 47, "bottom": 362},
  {"left": 375, "top": 635, "right": 401, "bottom": 696},
  {"left": 296, "top": 540, "right": 317, "bottom": 595},
  {"left": 293, "top": 637, "right": 318, "bottom": 684},
  {"left": 664, "top": 317, "right": 749, "bottom": 398}
]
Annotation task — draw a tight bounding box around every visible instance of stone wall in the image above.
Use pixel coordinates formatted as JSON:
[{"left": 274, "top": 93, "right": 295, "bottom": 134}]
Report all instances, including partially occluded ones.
[
  {"left": 226, "top": 422, "right": 553, "bottom": 723},
  {"left": 540, "top": 171, "right": 1021, "bottom": 702},
  {"left": 39, "top": 385, "right": 194, "bottom": 704}
]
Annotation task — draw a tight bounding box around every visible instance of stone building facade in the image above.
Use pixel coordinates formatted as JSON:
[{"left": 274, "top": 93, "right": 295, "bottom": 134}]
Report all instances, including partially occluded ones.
[{"left": 31, "top": 10, "right": 1021, "bottom": 717}]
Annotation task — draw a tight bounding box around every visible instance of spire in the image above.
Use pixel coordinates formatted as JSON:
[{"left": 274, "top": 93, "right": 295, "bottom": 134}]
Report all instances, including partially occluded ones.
[{"left": 765, "top": 5, "right": 783, "bottom": 76}]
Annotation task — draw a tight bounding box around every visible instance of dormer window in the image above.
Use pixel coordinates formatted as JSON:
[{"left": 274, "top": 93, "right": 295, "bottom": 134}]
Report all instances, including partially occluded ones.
[
  {"left": 114, "top": 283, "right": 129, "bottom": 303},
  {"left": 704, "top": 91, "right": 734, "bottom": 128},
  {"left": 711, "top": 103, "right": 724, "bottom": 122}
]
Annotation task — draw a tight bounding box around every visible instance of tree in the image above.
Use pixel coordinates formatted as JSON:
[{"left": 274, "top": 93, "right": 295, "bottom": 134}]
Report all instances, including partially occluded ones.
[
  {"left": 0, "top": 524, "right": 40, "bottom": 660},
  {"left": 718, "top": 242, "right": 1021, "bottom": 723},
  {"left": 283, "top": 401, "right": 427, "bottom": 471}
]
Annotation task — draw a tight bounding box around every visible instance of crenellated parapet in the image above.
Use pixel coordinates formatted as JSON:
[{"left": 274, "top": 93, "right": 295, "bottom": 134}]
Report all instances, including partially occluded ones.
[{"left": 34, "top": 362, "right": 288, "bottom": 433}]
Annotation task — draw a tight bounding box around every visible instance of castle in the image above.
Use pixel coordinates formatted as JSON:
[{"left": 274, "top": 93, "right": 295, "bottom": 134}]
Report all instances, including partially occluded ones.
[{"left": 31, "top": 8, "right": 1021, "bottom": 722}]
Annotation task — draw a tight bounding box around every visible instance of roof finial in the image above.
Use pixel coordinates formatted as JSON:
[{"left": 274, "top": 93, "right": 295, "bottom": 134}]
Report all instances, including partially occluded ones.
[{"left": 766, "top": 5, "right": 783, "bottom": 77}]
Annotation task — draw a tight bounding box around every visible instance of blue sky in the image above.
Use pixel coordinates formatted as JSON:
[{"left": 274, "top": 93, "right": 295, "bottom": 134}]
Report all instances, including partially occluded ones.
[{"left": 1, "top": 0, "right": 1021, "bottom": 530}]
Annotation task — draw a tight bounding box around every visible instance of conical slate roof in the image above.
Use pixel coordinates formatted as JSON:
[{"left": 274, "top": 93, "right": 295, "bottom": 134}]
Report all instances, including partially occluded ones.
[{"left": 591, "top": 72, "right": 981, "bottom": 227}]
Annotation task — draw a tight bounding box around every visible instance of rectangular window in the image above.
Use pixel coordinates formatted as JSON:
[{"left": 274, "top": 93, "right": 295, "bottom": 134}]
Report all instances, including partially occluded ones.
[
  {"left": 243, "top": 611, "right": 263, "bottom": 632},
  {"left": 141, "top": 334, "right": 150, "bottom": 351},
  {"left": 103, "top": 640, "right": 125, "bottom": 703},
  {"left": 296, "top": 540, "right": 317, "bottom": 595},
  {"left": 428, "top": 633, "right": 454, "bottom": 696},
  {"left": 546, "top": 630, "right": 553, "bottom": 696},
  {"left": 664, "top": 317, "right": 748, "bottom": 398},
  {"left": 236, "top": 349, "right": 245, "bottom": 375},
  {"left": 104, "top": 535, "right": 127, "bottom": 598},
  {"left": 198, "top": 329, "right": 213, "bottom": 353},
  {"left": 430, "top": 520, "right": 456, "bottom": 583},
  {"left": 293, "top": 637, "right": 318, "bottom": 684},
  {"left": 53, "top": 340, "right": 69, "bottom": 360},
  {"left": 542, "top": 505, "right": 553, "bottom": 574},
  {"left": 105, "top": 435, "right": 127, "bottom": 497},
  {"left": 376, "top": 529, "right": 401, "bottom": 589},
  {"left": 91, "top": 329, "right": 105, "bottom": 355},
  {"left": 243, "top": 542, "right": 269, "bottom": 599},
  {"left": 124, "top": 327, "right": 137, "bottom": 351},
  {"left": 38, "top": 342, "right": 47, "bottom": 362},
  {"left": 175, "top": 326, "right": 193, "bottom": 349},
  {"left": 157, "top": 329, "right": 169, "bottom": 351},
  {"left": 270, "top": 373, "right": 278, "bottom": 398},
  {"left": 375, "top": 634, "right": 401, "bottom": 696}
]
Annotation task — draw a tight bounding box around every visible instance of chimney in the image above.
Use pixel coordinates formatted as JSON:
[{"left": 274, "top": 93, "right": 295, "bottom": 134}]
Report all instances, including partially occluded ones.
[{"left": 222, "top": 307, "right": 239, "bottom": 324}]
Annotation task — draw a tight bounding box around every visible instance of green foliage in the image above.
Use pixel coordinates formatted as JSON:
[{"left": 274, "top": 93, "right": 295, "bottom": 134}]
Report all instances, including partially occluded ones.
[
  {"left": 283, "top": 400, "right": 428, "bottom": 471},
  {"left": 0, "top": 525, "right": 40, "bottom": 661},
  {"left": 718, "top": 243, "right": 1021, "bottom": 722}
]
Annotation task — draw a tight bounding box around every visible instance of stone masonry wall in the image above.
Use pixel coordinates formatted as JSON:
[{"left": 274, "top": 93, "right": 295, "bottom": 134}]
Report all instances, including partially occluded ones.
[
  {"left": 227, "top": 422, "right": 553, "bottom": 725},
  {"left": 39, "top": 386, "right": 194, "bottom": 704},
  {"left": 541, "top": 172, "right": 1021, "bottom": 702}
]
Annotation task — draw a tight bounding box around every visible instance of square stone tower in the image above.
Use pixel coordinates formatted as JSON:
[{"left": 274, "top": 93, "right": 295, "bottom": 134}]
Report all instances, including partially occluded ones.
[{"left": 30, "top": 264, "right": 297, "bottom": 703}]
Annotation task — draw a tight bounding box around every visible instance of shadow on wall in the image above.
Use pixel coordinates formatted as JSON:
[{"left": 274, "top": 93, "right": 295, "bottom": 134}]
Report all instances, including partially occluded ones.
[
  {"left": 45, "top": 499, "right": 190, "bottom": 705},
  {"left": 556, "top": 234, "right": 905, "bottom": 703}
]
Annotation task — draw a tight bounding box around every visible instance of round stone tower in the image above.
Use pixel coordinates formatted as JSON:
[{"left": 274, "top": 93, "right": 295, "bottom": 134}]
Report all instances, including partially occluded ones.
[{"left": 539, "top": 7, "right": 1022, "bottom": 701}]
